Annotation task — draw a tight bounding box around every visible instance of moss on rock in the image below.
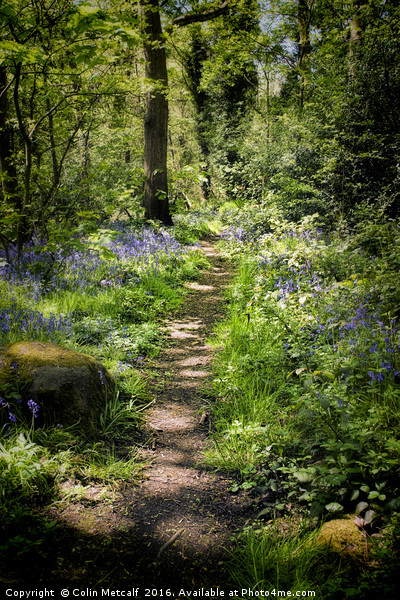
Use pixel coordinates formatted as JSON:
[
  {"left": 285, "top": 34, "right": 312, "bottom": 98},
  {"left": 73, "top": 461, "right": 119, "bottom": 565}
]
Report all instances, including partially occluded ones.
[
  {"left": 0, "top": 341, "right": 115, "bottom": 435},
  {"left": 315, "top": 515, "right": 368, "bottom": 563}
]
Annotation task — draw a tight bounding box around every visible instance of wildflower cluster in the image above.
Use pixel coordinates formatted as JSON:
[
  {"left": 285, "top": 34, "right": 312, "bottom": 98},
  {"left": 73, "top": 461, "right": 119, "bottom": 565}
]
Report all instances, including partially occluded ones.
[
  {"left": 0, "top": 222, "right": 188, "bottom": 300},
  {"left": 0, "top": 394, "right": 40, "bottom": 429},
  {"left": 0, "top": 302, "right": 71, "bottom": 344},
  {"left": 211, "top": 209, "right": 400, "bottom": 523},
  {"left": 0, "top": 221, "right": 198, "bottom": 348},
  {"left": 254, "top": 228, "right": 400, "bottom": 392}
]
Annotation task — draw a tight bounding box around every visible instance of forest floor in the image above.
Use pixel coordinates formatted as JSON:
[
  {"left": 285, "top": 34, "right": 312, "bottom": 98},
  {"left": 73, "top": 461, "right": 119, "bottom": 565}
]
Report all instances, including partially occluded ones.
[{"left": 42, "top": 236, "right": 255, "bottom": 595}]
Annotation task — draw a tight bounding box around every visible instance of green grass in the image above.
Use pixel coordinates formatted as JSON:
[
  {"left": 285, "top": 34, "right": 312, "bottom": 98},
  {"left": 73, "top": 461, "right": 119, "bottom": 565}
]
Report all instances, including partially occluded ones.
[
  {"left": 227, "top": 521, "right": 347, "bottom": 598},
  {"left": 207, "top": 209, "right": 400, "bottom": 596}
]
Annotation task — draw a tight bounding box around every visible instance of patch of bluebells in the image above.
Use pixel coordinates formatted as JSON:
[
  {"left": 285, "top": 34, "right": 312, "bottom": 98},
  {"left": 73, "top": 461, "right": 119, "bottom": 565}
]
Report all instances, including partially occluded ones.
[
  {"left": 1, "top": 396, "right": 40, "bottom": 429},
  {"left": 271, "top": 265, "right": 322, "bottom": 301},
  {"left": 254, "top": 227, "right": 400, "bottom": 388},
  {"left": 299, "top": 292, "right": 400, "bottom": 384},
  {"left": 0, "top": 222, "right": 188, "bottom": 300},
  {"left": 114, "top": 362, "right": 133, "bottom": 375},
  {"left": 108, "top": 222, "right": 186, "bottom": 268},
  {"left": 0, "top": 301, "right": 72, "bottom": 343},
  {"left": 111, "top": 357, "right": 146, "bottom": 378},
  {"left": 0, "top": 222, "right": 192, "bottom": 345},
  {"left": 220, "top": 227, "right": 249, "bottom": 243}
]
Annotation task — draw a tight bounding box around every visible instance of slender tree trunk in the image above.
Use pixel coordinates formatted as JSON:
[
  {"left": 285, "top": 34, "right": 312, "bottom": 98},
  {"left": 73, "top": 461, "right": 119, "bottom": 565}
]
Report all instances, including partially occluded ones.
[
  {"left": 1, "top": 64, "right": 30, "bottom": 254},
  {"left": 187, "top": 25, "right": 212, "bottom": 201},
  {"left": 297, "top": 0, "right": 312, "bottom": 111},
  {"left": 141, "top": 0, "right": 172, "bottom": 225},
  {"left": 0, "top": 65, "right": 19, "bottom": 257},
  {"left": 349, "top": 0, "right": 367, "bottom": 77},
  {"left": 0, "top": 66, "right": 19, "bottom": 210},
  {"left": 46, "top": 96, "right": 60, "bottom": 188}
]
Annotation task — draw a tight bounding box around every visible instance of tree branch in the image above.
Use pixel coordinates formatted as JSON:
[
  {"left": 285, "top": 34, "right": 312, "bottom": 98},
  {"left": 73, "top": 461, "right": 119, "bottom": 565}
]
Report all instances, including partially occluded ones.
[{"left": 171, "top": 1, "right": 230, "bottom": 28}]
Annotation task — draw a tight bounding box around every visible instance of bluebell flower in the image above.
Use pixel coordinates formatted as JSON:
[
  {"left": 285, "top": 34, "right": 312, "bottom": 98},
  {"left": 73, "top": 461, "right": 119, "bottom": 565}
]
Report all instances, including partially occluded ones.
[{"left": 27, "top": 399, "right": 40, "bottom": 418}]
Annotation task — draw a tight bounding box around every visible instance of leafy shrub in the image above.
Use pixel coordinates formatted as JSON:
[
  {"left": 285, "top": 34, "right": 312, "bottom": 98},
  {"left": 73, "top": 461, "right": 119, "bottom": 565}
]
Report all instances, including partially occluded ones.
[
  {"left": 0, "top": 433, "right": 69, "bottom": 506},
  {"left": 209, "top": 209, "right": 400, "bottom": 522}
]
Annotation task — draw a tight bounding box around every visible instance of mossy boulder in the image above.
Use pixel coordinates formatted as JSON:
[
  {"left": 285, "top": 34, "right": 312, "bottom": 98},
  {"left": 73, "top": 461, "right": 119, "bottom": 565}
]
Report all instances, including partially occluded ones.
[
  {"left": 315, "top": 515, "right": 368, "bottom": 563},
  {"left": 0, "top": 341, "right": 115, "bottom": 435}
]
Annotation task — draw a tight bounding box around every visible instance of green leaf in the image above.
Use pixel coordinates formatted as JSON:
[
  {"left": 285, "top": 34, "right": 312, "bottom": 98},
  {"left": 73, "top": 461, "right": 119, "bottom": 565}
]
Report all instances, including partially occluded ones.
[
  {"left": 295, "top": 367, "right": 307, "bottom": 375},
  {"left": 368, "top": 491, "right": 381, "bottom": 500},
  {"left": 299, "top": 492, "right": 313, "bottom": 501},
  {"left": 364, "top": 510, "right": 375, "bottom": 524},
  {"left": 350, "top": 489, "right": 360, "bottom": 502},
  {"left": 325, "top": 502, "right": 344, "bottom": 513},
  {"left": 355, "top": 501, "right": 369, "bottom": 515},
  {"left": 256, "top": 507, "right": 272, "bottom": 518},
  {"left": 293, "top": 468, "right": 315, "bottom": 483}
]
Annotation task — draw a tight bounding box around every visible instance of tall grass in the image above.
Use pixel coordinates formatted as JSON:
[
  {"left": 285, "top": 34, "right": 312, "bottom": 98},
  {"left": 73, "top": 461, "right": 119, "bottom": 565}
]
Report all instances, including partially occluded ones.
[{"left": 227, "top": 522, "right": 346, "bottom": 598}]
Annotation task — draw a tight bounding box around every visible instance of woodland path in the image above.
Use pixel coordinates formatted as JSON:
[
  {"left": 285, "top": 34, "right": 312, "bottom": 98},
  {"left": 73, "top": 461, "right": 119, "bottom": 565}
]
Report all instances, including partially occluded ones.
[
  {"left": 47, "top": 236, "right": 254, "bottom": 594},
  {"left": 124, "top": 236, "right": 254, "bottom": 591}
]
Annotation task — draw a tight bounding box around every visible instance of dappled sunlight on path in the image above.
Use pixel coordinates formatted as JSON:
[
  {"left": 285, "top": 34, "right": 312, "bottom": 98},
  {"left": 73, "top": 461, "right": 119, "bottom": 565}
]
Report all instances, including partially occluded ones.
[
  {"left": 45, "top": 237, "right": 254, "bottom": 593},
  {"left": 117, "top": 237, "right": 254, "bottom": 588}
]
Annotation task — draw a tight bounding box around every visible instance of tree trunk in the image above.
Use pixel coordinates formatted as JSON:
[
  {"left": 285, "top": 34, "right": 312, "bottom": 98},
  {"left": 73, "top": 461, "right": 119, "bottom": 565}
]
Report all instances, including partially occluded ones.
[
  {"left": 0, "top": 66, "right": 19, "bottom": 210},
  {"left": 139, "top": 0, "right": 230, "bottom": 221},
  {"left": 297, "top": 0, "right": 312, "bottom": 111},
  {"left": 349, "top": 0, "right": 367, "bottom": 77},
  {"left": 141, "top": 0, "right": 172, "bottom": 225},
  {"left": 186, "top": 25, "right": 212, "bottom": 201},
  {"left": 0, "top": 64, "right": 28, "bottom": 254}
]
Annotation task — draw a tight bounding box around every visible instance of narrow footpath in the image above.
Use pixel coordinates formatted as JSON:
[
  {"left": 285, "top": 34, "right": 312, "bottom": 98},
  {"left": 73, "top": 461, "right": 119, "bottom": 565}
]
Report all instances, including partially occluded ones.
[
  {"left": 121, "top": 237, "right": 254, "bottom": 591},
  {"left": 49, "top": 237, "right": 254, "bottom": 593}
]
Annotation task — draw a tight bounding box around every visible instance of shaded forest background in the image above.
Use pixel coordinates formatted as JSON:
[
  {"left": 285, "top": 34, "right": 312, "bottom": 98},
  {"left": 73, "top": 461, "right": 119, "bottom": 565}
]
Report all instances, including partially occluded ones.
[{"left": 1, "top": 0, "right": 399, "bottom": 245}]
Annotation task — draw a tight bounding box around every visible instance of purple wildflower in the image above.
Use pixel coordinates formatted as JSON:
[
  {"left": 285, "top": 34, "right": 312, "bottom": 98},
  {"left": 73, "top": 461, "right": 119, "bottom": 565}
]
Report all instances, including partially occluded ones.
[{"left": 27, "top": 399, "right": 40, "bottom": 418}]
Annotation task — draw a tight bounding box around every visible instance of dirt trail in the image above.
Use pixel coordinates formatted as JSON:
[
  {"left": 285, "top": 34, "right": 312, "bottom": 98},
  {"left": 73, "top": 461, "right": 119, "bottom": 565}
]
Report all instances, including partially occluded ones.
[
  {"left": 119, "top": 237, "right": 253, "bottom": 592},
  {"left": 47, "top": 237, "right": 253, "bottom": 593}
]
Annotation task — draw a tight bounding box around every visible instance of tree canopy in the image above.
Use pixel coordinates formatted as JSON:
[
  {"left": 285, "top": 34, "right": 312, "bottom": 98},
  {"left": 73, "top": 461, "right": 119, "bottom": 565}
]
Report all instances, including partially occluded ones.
[{"left": 1, "top": 0, "right": 399, "bottom": 245}]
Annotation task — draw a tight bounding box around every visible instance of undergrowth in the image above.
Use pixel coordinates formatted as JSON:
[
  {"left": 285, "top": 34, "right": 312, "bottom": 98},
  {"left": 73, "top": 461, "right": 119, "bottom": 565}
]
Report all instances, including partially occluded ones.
[
  {"left": 206, "top": 203, "right": 400, "bottom": 598},
  {"left": 0, "top": 215, "right": 213, "bottom": 583}
]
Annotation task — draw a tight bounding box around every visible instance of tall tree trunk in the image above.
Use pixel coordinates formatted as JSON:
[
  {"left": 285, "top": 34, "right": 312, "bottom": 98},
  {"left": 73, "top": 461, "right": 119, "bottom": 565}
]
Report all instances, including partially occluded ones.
[
  {"left": 297, "top": 0, "right": 312, "bottom": 111},
  {"left": 0, "top": 64, "right": 28, "bottom": 254},
  {"left": 141, "top": 0, "right": 172, "bottom": 225},
  {"left": 185, "top": 25, "right": 212, "bottom": 201},
  {"left": 139, "top": 0, "right": 230, "bottom": 221},
  {"left": 349, "top": 0, "right": 367, "bottom": 77},
  {"left": 0, "top": 66, "right": 18, "bottom": 203}
]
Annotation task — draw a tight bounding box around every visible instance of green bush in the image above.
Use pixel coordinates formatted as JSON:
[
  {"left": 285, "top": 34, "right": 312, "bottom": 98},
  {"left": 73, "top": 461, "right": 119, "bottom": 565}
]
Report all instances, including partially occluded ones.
[{"left": 208, "top": 209, "right": 400, "bottom": 519}]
